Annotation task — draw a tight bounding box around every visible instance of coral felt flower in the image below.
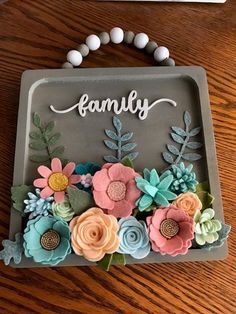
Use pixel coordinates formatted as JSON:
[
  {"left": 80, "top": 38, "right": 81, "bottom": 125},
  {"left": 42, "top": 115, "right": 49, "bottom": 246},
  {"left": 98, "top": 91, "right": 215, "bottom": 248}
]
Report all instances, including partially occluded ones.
[
  {"left": 92, "top": 163, "right": 141, "bottom": 218},
  {"left": 70, "top": 207, "right": 120, "bottom": 262},
  {"left": 34, "top": 158, "right": 81, "bottom": 203},
  {"left": 147, "top": 205, "right": 194, "bottom": 256},
  {"left": 172, "top": 192, "right": 202, "bottom": 217}
]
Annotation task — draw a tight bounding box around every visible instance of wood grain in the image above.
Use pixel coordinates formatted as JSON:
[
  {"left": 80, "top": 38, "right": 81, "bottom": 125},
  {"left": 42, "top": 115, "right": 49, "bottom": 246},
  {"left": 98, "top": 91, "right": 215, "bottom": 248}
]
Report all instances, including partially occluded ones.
[{"left": 0, "top": 0, "right": 236, "bottom": 313}]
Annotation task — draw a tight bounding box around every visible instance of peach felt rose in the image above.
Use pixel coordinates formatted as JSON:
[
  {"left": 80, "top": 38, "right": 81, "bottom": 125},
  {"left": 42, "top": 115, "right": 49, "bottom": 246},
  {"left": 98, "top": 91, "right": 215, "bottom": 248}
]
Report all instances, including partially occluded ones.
[
  {"left": 69, "top": 207, "right": 120, "bottom": 262},
  {"left": 172, "top": 192, "right": 202, "bottom": 217}
]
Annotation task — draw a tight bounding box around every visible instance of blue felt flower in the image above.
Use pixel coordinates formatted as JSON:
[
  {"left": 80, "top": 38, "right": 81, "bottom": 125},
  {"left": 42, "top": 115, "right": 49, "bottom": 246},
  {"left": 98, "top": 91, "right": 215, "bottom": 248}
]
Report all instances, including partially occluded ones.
[
  {"left": 75, "top": 162, "right": 101, "bottom": 192},
  {"left": 117, "top": 217, "right": 150, "bottom": 259},
  {"left": 24, "top": 188, "right": 53, "bottom": 219},
  {"left": 23, "top": 215, "right": 71, "bottom": 266}
]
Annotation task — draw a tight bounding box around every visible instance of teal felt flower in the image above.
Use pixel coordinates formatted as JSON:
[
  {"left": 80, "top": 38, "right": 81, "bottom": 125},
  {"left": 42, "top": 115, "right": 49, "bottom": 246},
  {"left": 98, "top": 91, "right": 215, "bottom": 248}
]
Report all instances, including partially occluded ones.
[
  {"left": 163, "top": 162, "right": 197, "bottom": 194},
  {"left": 135, "top": 169, "right": 177, "bottom": 211},
  {"left": 24, "top": 188, "right": 53, "bottom": 219},
  {"left": 23, "top": 215, "right": 71, "bottom": 265},
  {"left": 75, "top": 162, "right": 101, "bottom": 192},
  {"left": 118, "top": 217, "right": 150, "bottom": 259}
]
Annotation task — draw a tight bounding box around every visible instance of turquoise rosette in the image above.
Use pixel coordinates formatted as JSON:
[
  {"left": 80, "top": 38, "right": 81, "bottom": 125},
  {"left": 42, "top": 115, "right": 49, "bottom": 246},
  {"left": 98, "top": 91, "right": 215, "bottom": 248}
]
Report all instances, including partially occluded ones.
[
  {"left": 23, "top": 215, "right": 71, "bottom": 266},
  {"left": 117, "top": 217, "right": 150, "bottom": 259}
]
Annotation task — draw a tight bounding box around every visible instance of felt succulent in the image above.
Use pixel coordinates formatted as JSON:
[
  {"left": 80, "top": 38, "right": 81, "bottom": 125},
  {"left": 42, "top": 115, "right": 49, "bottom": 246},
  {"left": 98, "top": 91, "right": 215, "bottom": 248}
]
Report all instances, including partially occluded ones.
[
  {"left": 52, "top": 197, "right": 74, "bottom": 222},
  {"left": 24, "top": 188, "right": 53, "bottom": 219},
  {"left": 135, "top": 168, "right": 177, "bottom": 211},
  {"left": 194, "top": 208, "right": 222, "bottom": 246},
  {"left": 75, "top": 162, "right": 101, "bottom": 192},
  {"left": 0, "top": 233, "right": 24, "bottom": 265},
  {"left": 201, "top": 223, "right": 231, "bottom": 251},
  {"left": 163, "top": 162, "right": 197, "bottom": 194}
]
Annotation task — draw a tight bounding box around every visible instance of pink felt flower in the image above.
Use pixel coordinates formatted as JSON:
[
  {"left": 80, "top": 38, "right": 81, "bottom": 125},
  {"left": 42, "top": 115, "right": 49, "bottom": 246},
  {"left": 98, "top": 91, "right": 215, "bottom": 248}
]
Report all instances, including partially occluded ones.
[
  {"left": 92, "top": 163, "right": 141, "bottom": 218},
  {"left": 146, "top": 205, "right": 194, "bottom": 256},
  {"left": 33, "top": 158, "right": 81, "bottom": 203}
]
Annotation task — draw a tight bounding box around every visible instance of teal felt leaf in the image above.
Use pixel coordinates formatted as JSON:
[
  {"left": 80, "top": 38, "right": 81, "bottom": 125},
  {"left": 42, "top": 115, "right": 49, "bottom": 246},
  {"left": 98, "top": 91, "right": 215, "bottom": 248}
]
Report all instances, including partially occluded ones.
[
  {"left": 138, "top": 194, "right": 153, "bottom": 210},
  {"left": 97, "top": 254, "right": 113, "bottom": 271},
  {"left": 112, "top": 252, "right": 126, "bottom": 265},
  {"left": 121, "top": 143, "right": 137, "bottom": 152},
  {"left": 157, "top": 174, "right": 173, "bottom": 190},
  {"left": 29, "top": 155, "right": 50, "bottom": 163},
  {"left": 29, "top": 141, "right": 47, "bottom": 150},
  {"left": 48, "top": 133, "right": 61, "bottom": 146},
  {"left": 0, "top": 233, "right": 24, "bottom": 265},
  {"left": 51, "top": 146, "right": 65, "bottom": 158},
  {"left": 154, "top": 193, "right": 169, "bottom": 206},
  {"left": 11, "top": 185, "right": 34, "bottom": 214},
  {"left": 158, "top": 190, "right": 176, "bottom": 200},
  {"left": 105, "top": 129, "right": 119, "bottom": 141},
  {"left": 67, "top": 187, "right": 95, "bottom": 215},
  {"left": 123, "top": 152, "right": 139, "bottom": 161},
  {"left": 113, "top": 116, "right": 122, "bottom": 132},
  {"left": 182, "top": 153, "right": 201, "bottom": 161},
  {"left": 104, "top": 140, "right": 118, "bottom": 150},
  {"left": 167, "top": 144, "right": 179, "bottom": 155},
  {"left": 171, "top": 133, "right": 185, "bottom": 144},
  {"left": 136, "top": 183, "right": 148, "bottom": 194},
  {"left": 104, "top": 155, "right": 119, "bottom": 163},
  {"left": 184, "top": 111, "right": 191, "bottom": 127},
  {"left": 29, "top": 131, "right": 42, "bottom": 140},
  {"left": 143, "top": 168, "right": 151, "bottom": 181},
  {"left": 120, "top": 132, "right": 133, "bottom": 141},
  {"left": 144, "top": 185, "right": 158, "bottom": 197},
  {"left": 186, "top": 142, "right": 202, "bottom": 149},
  {"left": 121, "top": 157, "right": 134, "bottom": 169},
  {"left": 162, "top": 152, "right": 174, "bottom": 164},
  {"left": 150, "top": 169, "right": 159, "bottom": 186},
  {"left": 44, "top": 121, "right": 55, "bottom": 134},
  {"left": 189, "top": 127, "right": 201, "bottom": 136},
  {"left": 33, "top": 112, "right": 41, "bottom": 128},
  {"left": 171, "top": 126, "right": 186, "bottom": 137},
  {"left": 202, "top": 224, "right": 231, "bottom": 251}
]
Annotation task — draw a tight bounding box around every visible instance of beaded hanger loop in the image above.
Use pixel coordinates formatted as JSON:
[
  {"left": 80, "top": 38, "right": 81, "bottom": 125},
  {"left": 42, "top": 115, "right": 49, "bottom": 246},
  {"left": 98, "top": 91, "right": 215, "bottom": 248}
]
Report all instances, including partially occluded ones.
[{"left": 62, "top": 27, "right": 175, "bottom": 69}]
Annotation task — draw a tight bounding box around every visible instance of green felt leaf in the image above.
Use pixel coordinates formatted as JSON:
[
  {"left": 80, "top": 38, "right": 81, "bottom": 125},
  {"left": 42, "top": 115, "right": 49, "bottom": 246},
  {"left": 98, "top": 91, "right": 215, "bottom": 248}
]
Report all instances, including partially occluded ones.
[
  {"left": 29, "top": 141, "right": 47, "bottom": 150},
  {"left": 189, "top": 127, "right": 201, "bottom": 137},
  {"left": 171, "top": 133, "right": 185, "bottom": 144},
  {"left": 11, "top": 185, "right": 34, "bottom": 214},
  {"left": 186, "top": 142, "right": 202, "bottom": 149},
  {"left": 67, "top": 187, "right": 95, "bottom": 215},
  {"left": 121, "top": 157, "right": 134, "bottom": 169},
  {"left": 29, "top": 131, "right": 42, "bottom": 140},
  {"left": 167, "top": 144, "right": 179, "bottom": 156},
  {"left": 196, "top": 182, "right": 210, "bottom": 193},
  {"left": 33, "top": 112, "right": 41, "bottom": 128},
  {"left": 29, "top": 155, "right": 50, "bottom": 163},
  {"left": 51, "top": 146, "right": 65, "bottom": 158},
  {"left": 162, "top": 152, "right": 174, "bottom": 164},
  {"left": 112, "top": 253, "right": 126, "bottom": 265},
  {"left": 104, "top": 155, "right": 119, "bottom": 163},
  {"left": 105, "top": 129, "right": 119, "bottom": 141},
  {"left": 97, "top": 254, "right": 113, "bottom": 271},
  {"left": 171, "top": 126, "right": 186, "bottom": 137},
  {"left": 196, "top": 191, "right": 214, "bottom": 210},
  {"left": 48, "top": 133, "right": 61, "bottom": 146},
  {"left": 121, "top": 143, "right": 137, "bottom": 152},
  {"left": 104, "top": 140, "right": 118, "bottom": 150},
  {"left": 120, "top": 132, "right": 133, "bottom": 141},
  {"left": 45, "top": 121, "right": 55, "bottom": 134},
  {"left": 182, "top": 153, "right": 202, "bottom": 161},
  {"left": 113, "top": 116, "right": 122, "bottom": 132}
]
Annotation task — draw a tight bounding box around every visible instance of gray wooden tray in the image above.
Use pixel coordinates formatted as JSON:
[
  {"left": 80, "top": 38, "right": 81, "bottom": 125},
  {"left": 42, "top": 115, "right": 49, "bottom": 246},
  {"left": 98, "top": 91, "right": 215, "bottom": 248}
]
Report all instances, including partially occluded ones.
[{"left": 10, "top": 66, "right": 228, "bottom": 267}]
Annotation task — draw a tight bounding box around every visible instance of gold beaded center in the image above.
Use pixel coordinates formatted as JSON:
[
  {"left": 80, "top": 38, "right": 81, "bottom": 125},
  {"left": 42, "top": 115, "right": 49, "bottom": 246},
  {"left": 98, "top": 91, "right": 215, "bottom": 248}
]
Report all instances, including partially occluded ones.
[
  {"left": 40, "top": 229, "right": 61, "bottom": 251},
  {"left": 160, "top": 219, "right": 179, "bottom": 239},
  {"left": 48, "top": 173, "right": 69, "bottom": 192}
]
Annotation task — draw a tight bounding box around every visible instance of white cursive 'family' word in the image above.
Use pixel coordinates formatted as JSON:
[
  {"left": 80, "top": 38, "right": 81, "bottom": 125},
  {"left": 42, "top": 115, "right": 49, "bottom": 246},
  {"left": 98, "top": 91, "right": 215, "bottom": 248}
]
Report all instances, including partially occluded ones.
[{"left": 50, "top": 90, "right": 177, "bottom": 120}]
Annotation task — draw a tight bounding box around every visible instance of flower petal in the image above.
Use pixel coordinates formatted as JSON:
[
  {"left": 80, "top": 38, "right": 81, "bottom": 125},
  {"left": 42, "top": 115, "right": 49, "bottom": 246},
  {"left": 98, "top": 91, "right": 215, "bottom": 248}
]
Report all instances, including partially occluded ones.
[
  {"left": 69, "top": 175, "right": 81, "bottom": 185},
  {"left": 54, "top": 191, "right": 65, "bottom": 203},
  {"left": 93, "top": 190, "right": 114, "bottom": 209},
  {"left": 40, "top": 186, "right": 54, "bottom": 199},
  {"left": 63, "top": 162, "right": 76, "bottom": 177},
  {"left": 30, "top": 248, "right": 54, "bottom": 263},
  {"left": 152, "top": 208, "right": 168, "bottom": 229},
  {"left": 149, "top": 225, "right": 167, "bottom": 248},
  {"left": 51, "top": 158, "right": 62, "bottom": 172},
  {"left": 34, "top": 216, "right": 53, "bottom": 234},
  {"left": 108, "top": 199, "right": 133, "bottom": 218},
  {"left": 131, "top": 243, "right": 150, "bottom": 259},
  {"left": 23, "top": 225, "right": 41, "bottom": 250},
  {"left": 125, "top": 180, "right": 141, "bottom": 205},
  {"left": 53, "top": 221, "right": 70, "bottom": 239},
  {"left": 37, "top": 166, "right": 52, "bottom": 179},
  {"left": 92, "top": 169, "right": 110, "bottom": 191},
  {"left": 167, "top": 206, "right": 188, "bottom": 222},
  {"left": 178, "top": 221, "right": 194, "bottom": 246},
  {"left": 52, "top": 238, "right": 70, "bottom": 259},
  {"left": 34, "top": 178, "right": 48, "bottom": 188},
  {"left": 108, "top": 163, "right": 136, "bottom": 183},
  {"left": 82, "top": 248, "right": 105, "bottom": 262},
  {"left": 161, "top": 236, "right": 183, "bottom": 255}
]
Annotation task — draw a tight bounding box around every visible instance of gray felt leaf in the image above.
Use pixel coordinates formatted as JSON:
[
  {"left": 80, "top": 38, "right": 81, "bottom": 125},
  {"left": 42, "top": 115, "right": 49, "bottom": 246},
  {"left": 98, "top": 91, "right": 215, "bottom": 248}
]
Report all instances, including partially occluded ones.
[
  {"left": 67, "top": 187, "right": 95, "bottom": 215},
  {"left": 48, "top": 133, "right": 61, "bottom": 146},
  {"left": 0, "top": 233, "right": 24, "bottom": 265},
  {"left": 33, "top": 112, "right": 41, "bottom": 128},
  {"left": 29, "top": 141, "right": 47, "bottom": 150},
  {"left": 184, "top": 111, "right": 191, "bottom": 127},
  {"left": 171, "top": 127, "right": 187, "bottom": 137},
  {"left": 105, "top": 129, "right": 119, "bottom": 141},
  {"left": 120, "top": 132, "right": 133, "bottom": 141},
  {"left": 29, "top": 155, "right": 50, "bottom": 163},
  {"left": 171, "top": 133, "right": 185, "bottom": 144},
  {"left": 162, "top": 152, "right": 174, "bottom": 164},
  {"left": 202, "top": 224, "right": 231, "bottom": 251},
  {"left": 113, "top": 116, "right": 122, "bottom": 132},
  {"left": 51, "top": 146, "right": 65, "bottom": 158},
  {"left": 167, "top": 144, "right": 179, "bottom": 155},
  {"left": 121, "top": 143, "right": 137, "bottom": 152},
  {"left": 104, "top": 155, "right": 119, "bottom": 163},
  {"left": 104, "top": 140, "right": 118, "bottom": 150},
  {"left": 186, "top": 142, "right": 202, "bottom": 149},
  {"left": 182, "top": 153, "right": 202, "bottom": 161},
  {"left": 29, "top": 131, "right": 42, "bottom": 140},
  {"left": 11, "top": 185, "right": 34, "bottom": 214},
  {"left": 123, "top": 152, "right": 139, "bottom": 161},
  {"left": 45, "top": 121, "right": 55, "bottom": 134},
  {"left": 189, "top": 127, "right": 201, "bottom": 137}
]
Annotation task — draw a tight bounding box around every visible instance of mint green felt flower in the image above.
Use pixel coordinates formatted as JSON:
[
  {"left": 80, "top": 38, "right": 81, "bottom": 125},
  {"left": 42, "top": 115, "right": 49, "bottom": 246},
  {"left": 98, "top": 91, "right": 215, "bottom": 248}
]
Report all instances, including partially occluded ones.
[
  {"left": 194, "top": 208, "right": 222, "bottom": 246},
  {"left": 23, "top": 215, "right": 71, "bottom": 265},
  {"left": 135, "top": 169, "right": 177, "bottom": 211},
  {"left": 52, "top": 197, "right": 74, "bottom": 222}
]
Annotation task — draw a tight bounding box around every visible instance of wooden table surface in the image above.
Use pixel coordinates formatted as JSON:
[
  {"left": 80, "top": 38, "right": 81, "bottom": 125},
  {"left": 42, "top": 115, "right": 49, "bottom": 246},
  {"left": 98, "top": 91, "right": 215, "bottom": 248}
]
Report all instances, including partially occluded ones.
[{"left": 0, "top": 1, "right": 236, "bottom": 313}]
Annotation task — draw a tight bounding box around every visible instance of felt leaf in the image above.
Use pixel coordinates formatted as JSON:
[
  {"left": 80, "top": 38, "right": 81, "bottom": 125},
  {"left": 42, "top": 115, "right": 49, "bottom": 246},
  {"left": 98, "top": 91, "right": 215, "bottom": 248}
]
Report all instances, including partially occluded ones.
[
  {"left": 51, "top": 146, "right": 65, "bottom": 158},
  {"left": 196, "top": 191, "right": 214, "bottom": 210},
  {"left": 202, "top": 224, "right": 231, "bottom": 251},
  {"left": 67, "top": 187, "right": 95, "bottom": 215},
  {"left": 104, "top": 140, "right": 118, "bottom": 150},
  {"left": 105, "top": 129, "right": 119, "bottom": 140},
  {"left": 162, "top": 152, "right": 174, "bottom": 164},
  {"left": 121, "top": 143, "right": 137, "bottom": 152},
  {"left": 167, "top": 144, "right": 179, "bottom": 155},
  {"left": 182, "top": 153, "right": 202, "bottom": 161},
  {"left": 11, "top": 185, "right": 34, "bottom": 214},
  {"left": 171, "top": 126, "right": 187, "bottom": 137},
  {"left": 0, "top": 233, "right": 24, "bottom": 265},
  {"left": 121, "top": 157, "right": 134, "bottom": 169},
  {"left": 189, "top": 127, "right": 201, "bottom": 137},
  {"left": 186, "top": 142, "right": 202, "bottom": 149},
  {"left": 29, "top": 154, "right": 50, "bottom": 163},
  {"left": 112, "top": 253, "right": 126, "bottom": 265},
  {"left": 123, "top": 152, "right": 139, "bottom": 161},
  {"left": 33, "top": 112, "right": 41, "bottom": 128},
  {"left": 171, "top": 133, "right": 185, "bottom": 144},
  {"left": 184, "top": 111, "right": 191, "bottom": 127},
  {"left": 45, "top": 121, "right": 55, "bottom": 134},
  {"left": 120, "top": 132, "right": 133, "bottom": 141},
  {"left": 196, "top": 182, "right": 210, "bottom": 193},
  {"left": 29, "top": 141, "right": 47, "bottom": 150},
  {"left": 113, "top": 116, "right": 122, "bottom": 132},
  {"left": 97, "top": 253, "right": 113, "bottom": 271},
  {"left": 29, "top": 131, "right": 42, "bottom": 140},
  {"left": 104, "top": 155, "right": 119, "bottom": 163},
  {"left": 48, "top": 133, "right": 61, "bottom": 146}
]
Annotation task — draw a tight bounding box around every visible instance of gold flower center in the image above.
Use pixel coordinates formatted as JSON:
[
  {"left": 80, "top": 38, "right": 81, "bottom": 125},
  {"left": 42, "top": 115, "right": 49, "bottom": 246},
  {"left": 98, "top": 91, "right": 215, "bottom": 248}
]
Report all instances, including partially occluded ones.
[
  {"left": 40, "top": 229, "right": 61, "bottom": 250},
  {"left": 107, "top": 181, "right": 126, "bottom": 201},
  {"left": 48, "top": 172, "right": 69, "bottom": 191},
  {"left": 160, "top": 218, "right": 179, "bottom": 239}
]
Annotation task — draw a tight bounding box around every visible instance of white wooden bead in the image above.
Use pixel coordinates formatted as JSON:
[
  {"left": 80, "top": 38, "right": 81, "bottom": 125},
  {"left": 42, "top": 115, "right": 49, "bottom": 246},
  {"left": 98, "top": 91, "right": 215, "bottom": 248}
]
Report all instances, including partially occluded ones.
[
  {"left": 134, "top": 33, "right": 149, "bottom": 49},
  {"left": 86, "top": 35, "right": 101, "bottom": 51},
  {"left": 154, "top": 46, "right": 170, "bottom": 63},
  {"left": 66, "top": 50, "right": 83, "bottom": 66},
  {"left": 62, "top": 62, "right": 73, "bottom": 69},
  {"left": 110, "top": 27, "right": 124, "bottom": 44}
]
